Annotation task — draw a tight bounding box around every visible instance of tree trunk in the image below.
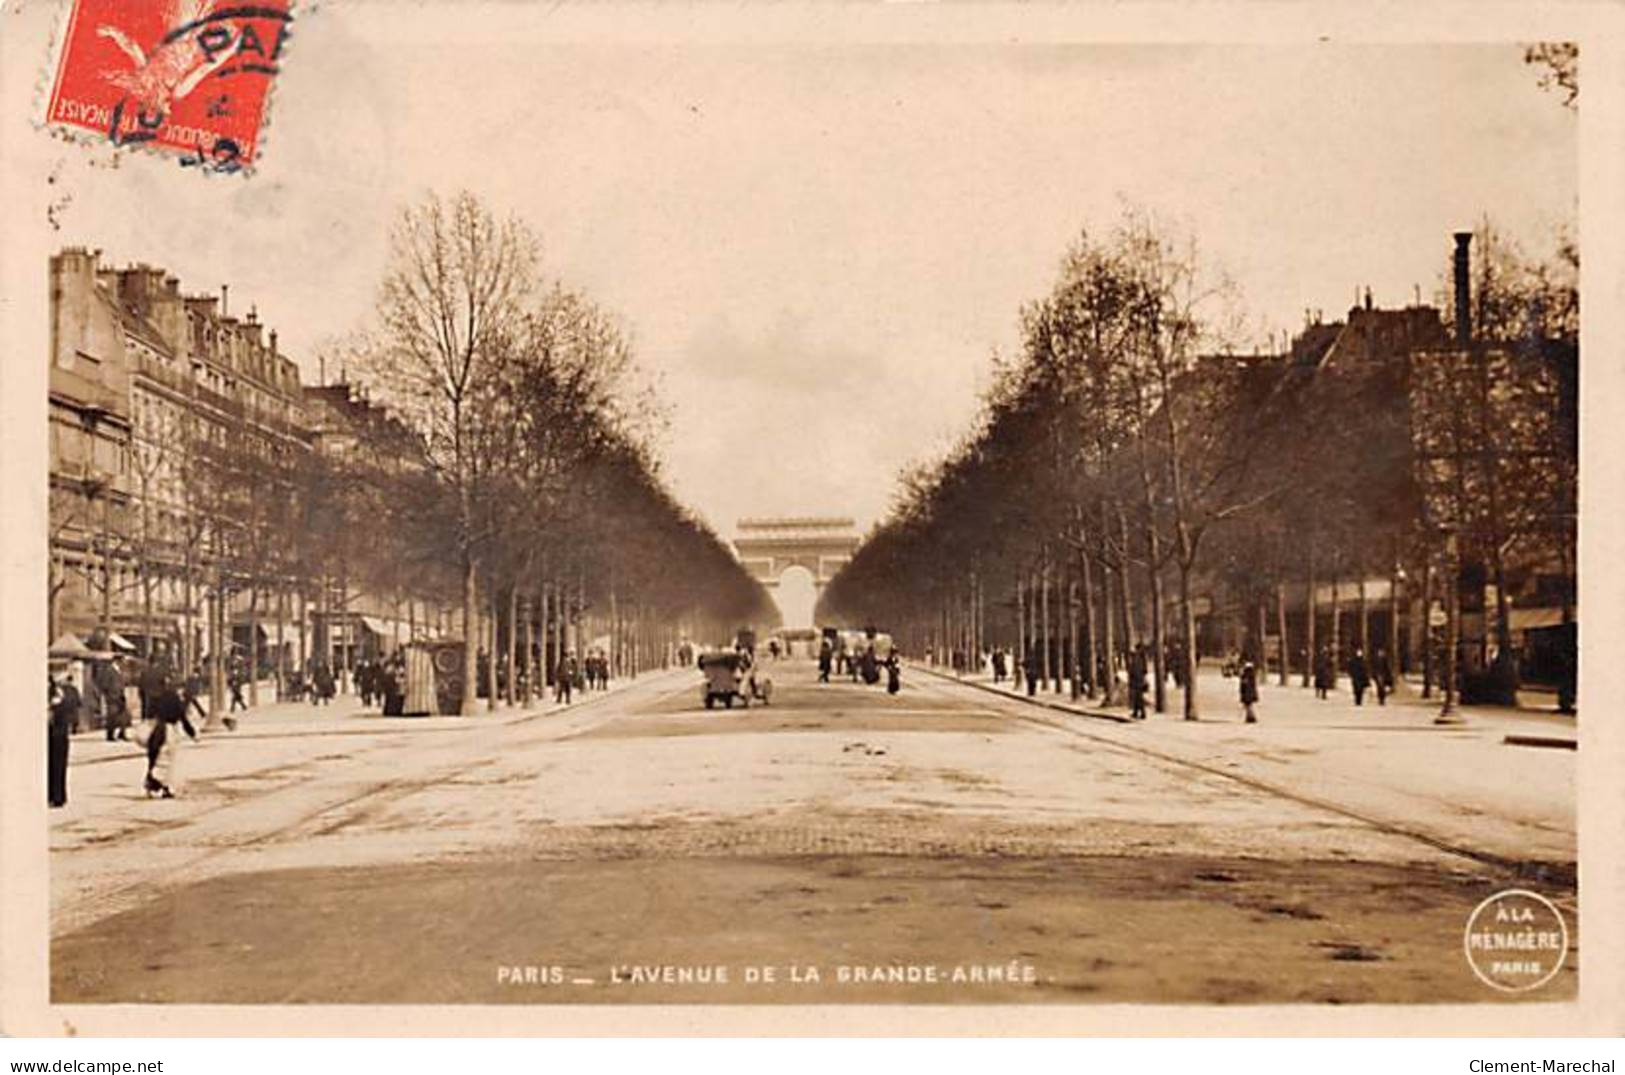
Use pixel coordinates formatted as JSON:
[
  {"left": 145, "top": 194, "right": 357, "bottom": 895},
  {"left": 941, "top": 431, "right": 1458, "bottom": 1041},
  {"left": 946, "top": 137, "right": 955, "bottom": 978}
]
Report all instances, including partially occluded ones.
[
  {"left": 1388, "top": 552, "right": 1402, "bottom": 690},
  {"left": 1303, "top": 551, "right": 1317, "bottom": 689},
  {"left": 505, "top": 582, "right": 518, "bottom": 707},
  {"left": 1255, "top": 594, "right": 1268, "bottom": 671},
  {"left": 1015, "top": 572, "right": 1026, "bottom": 689},
  {"left": 1100, "top": 551, "right": 1118, "bottom": 705},
  {"left": 1328, "top": 575, "right": 1341, "bottom": 688},
  {"left": 1143, "top": 521, "right": 1166, "bottom": 713},
  {"left": 1041, "top": 560, "right": 1055, "bottom": 692},
  {"left": 1067, "top": 576, "right": 1080, "bottom": 699},
  {"left": 1178, "top": 562, "right": 1199, "bottom": 720},
  {"left": 295, "top": 587, "right": 306, "bottom": 680},
  {"left": 1275, "top": 581, "right": 1289, "bottom": 687},
  {"left": 1422, "top": 559, "right": 1435, "bottom": 698},
  {"left": 519, "top": 592, "right": 532, "bottom": 706},
  {"left": 1078, "top": 546, "right": 1097, "bottom": 700},
  {"left": 1116, "top": 506, "right": 1139, "bottom": 650},
  {"left": 1357, "top": 568, "right": 1370, "bottom": 657},
  {"left": 486, "top": 581, "right": 499, "bottom": 710},
  {"left": 276, "top": 587, "right": 287, "bottom": 700},
  {"left": 248, "top": 586, "right": 260, "bottom": 707},
  {"left": 460, "top": 550, "right": 478, "bottom": 715}
]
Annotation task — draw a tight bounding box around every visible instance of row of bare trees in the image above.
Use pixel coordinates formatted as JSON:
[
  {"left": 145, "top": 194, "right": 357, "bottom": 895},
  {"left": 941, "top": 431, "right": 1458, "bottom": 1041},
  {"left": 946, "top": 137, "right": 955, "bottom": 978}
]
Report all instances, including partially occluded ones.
[
  {"left": 346, "top": 191, "right": 773, "bottom": 712},
  {"left": 820, "top": 208, "right": 1578, "bottom": 718}
]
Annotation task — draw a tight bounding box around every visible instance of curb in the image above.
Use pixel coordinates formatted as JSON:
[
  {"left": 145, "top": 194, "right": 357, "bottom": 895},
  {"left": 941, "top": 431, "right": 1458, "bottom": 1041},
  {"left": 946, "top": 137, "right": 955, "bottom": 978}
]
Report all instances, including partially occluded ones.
[
  {"left": 1503, "top": 734, "right": 1578, "bottom": 751},
  {"left": 910, "top": 662, "right": 1136, "bottom": 724}
]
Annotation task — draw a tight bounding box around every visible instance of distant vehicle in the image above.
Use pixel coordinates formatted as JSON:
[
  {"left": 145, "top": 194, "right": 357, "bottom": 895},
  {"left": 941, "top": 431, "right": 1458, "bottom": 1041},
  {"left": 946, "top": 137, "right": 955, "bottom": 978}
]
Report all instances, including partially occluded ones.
[{"left": 697, "top": 650, "right": 771, "bottom": 709}]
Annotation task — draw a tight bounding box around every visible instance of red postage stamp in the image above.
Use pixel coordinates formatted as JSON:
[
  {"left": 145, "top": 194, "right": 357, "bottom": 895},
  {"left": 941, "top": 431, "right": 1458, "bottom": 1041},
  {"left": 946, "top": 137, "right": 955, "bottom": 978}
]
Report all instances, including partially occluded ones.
[{"left": 45, "top": 0, "right": 293, "bottom": 173}]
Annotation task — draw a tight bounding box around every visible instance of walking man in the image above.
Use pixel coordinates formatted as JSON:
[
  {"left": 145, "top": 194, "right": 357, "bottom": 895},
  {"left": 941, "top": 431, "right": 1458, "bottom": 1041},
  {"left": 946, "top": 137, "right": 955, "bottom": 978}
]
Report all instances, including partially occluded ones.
[
  {"left": 48, "top": 670, "right": 78, "bottom": 808},
  {"left": 1024, "top": 644, "right": 1041, "bottom": 698},
  {"left": 1373, "top": 648, "right": 1394, "bottom": 706},
  {"left": 554, "top": 650, "right": 578, "bottom": 705},
  {"left": 1313, "top": 648, "right": 1334, "bottom": 700},
  {"left": 1348, "top": 647, "right": 1370, "bottom": 707}
]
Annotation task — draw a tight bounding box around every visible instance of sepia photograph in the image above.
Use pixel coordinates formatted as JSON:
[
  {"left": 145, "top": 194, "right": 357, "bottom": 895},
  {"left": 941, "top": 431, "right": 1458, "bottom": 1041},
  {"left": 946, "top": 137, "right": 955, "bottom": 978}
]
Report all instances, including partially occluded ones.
[{"left": 1, "top": 0, "right": 1620, "bottom": 1043}]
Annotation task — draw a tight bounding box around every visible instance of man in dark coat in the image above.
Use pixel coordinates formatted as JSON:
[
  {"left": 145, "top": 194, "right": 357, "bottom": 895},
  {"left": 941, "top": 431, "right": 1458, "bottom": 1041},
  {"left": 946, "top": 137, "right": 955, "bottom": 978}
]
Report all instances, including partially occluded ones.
[
  {"left": 1024, "top": 645, "right": 1041, "bottom": 698},
  {"left": 886, "top": 652, "right": 902, "bottom": 695},
  {"left": 48, "top": 672, "right": 78, "bottom": 807},
  {"left": 98, "top": 658, "right": 131, "bottom": 741},
  {"left": 554, "top": 651, "right": 578, "bottom": 704},
  {"left": 991, "top": 648, "right": 1007, "bottom": 684},
  {"left": 1239, "top": 660, "right": 1260, "bottom": 724},
  {"left": 1313, "top": 648, "right": 1334, "bottom": 699},
  {"left": 1348, "top": 648, "right": 1371, "bottom": 706},
  {"left": 312, "top": 660, "right": 335, "bottom": 705},
  {"left": 817, "top": 638, "right": 833, "bottom": 683},
  {"left": 1372, "top": 648, "right": 1394, "bottom": 706}
]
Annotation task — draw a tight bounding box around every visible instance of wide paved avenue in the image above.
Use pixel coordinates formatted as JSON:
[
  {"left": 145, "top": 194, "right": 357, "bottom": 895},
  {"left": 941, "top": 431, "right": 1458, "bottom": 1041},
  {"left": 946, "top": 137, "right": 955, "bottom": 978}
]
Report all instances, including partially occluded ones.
[{"left": 51, "top": 659, "right": 1575, "bottom": 1004}]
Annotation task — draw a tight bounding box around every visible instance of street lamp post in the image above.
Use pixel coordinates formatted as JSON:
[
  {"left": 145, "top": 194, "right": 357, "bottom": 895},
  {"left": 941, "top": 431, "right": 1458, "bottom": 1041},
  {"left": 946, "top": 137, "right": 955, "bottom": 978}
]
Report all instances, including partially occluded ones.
[{"left": 1435, "top": 529, "right": 1466, "bottom": 725}]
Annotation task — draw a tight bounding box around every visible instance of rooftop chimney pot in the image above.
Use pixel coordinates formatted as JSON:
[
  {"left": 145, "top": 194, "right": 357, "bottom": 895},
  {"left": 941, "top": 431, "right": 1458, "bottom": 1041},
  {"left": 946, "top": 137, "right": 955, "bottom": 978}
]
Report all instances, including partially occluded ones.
[{"left": 1453, "top": 231, "right": 1473, "bottom": 347}]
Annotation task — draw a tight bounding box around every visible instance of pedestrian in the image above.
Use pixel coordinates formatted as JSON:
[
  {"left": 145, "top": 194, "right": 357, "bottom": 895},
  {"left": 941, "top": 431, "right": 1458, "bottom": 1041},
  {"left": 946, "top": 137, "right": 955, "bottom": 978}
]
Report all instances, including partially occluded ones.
[
  {"left": 182, "top": 665, "right": 209, "bottom": 722},
  {"left": 139, "top": 652, "right": 171, "bottom": 723},
  {"left": 1239, "top": 659, "right": 1259, "bottom": 724},
  {"left": 381, "top": 654, "right": 406, "bottom": 716},
  {"left": 1313, "top": 648, "right": 1334, "bottom": 700},
  {"left": 1129, "top": 645, "right": 1149, "bottom": 721},
  {"left": 313, "top": 660, "right": 335, "bottom": 706},
  {"left": 1373, "top": 648, "right": 1394, "bottom": 706},
  {"left": 886, "top": 652, "right": 902, "bottom": 695},
  {"left": 991, "top": 648, "right": 1007, "bottom": 684},
  {"left": 817, "top": 638, "right": 833, "bottom": 683},
  {"left": 48, "top": 670, "right": 78, "bottom": 808},
  {"left": 229, "top": 664, "right": 248, "bottom": 713},
  {"left": 144, "top": 684, "right": 198, "bottom": 799},
  {"left": 1348, "top": 647, "right": 1370, "bottom": 707},
  {"left": 554, "top": 650, "right": 577, "bottom": 705},
  {"left": 99, "top": 658, "right": 131, "bottom": 742},
  {"left": 1024, "top": 644, "right": 1041, "bottom": 699}
]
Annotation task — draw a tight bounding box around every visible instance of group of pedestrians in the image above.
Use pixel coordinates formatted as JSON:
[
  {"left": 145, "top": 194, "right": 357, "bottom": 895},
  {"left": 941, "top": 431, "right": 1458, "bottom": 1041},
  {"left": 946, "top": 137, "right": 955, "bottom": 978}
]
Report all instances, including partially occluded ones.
[
  {"left": 354, "top": 655, "right": 408, "bottom": 715},
  {"left": 46, "top": 652, "right": 202, "bottom": 808},
  {"left": 1310, "top": 646, "right": 1395, "bottom": 705}
]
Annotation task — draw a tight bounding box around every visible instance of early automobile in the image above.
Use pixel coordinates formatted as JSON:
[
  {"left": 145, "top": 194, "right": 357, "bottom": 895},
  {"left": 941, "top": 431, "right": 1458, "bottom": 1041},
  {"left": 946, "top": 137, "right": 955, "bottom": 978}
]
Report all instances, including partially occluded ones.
[{"left": 698, "top": 650, "right": 772, "bottom": 709}]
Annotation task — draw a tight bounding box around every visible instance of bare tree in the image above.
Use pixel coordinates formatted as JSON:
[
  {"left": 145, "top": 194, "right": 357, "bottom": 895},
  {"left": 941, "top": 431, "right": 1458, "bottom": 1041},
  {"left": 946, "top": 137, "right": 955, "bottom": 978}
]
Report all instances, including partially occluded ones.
[{"left": 362, "top": 191, "right": 539, "bottom": 714}]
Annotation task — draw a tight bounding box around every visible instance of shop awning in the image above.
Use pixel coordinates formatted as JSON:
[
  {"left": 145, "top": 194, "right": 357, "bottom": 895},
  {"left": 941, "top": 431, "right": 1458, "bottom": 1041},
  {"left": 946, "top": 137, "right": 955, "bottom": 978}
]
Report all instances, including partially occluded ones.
[
  {"left": 107, "top": 632, "right": 138, "bottom": 652},
  {"left": 360, "top": 615, "right": 396, "bottom": 636},
  {"left": 1510, "top": 607, "right": 1568, "bottom": 632}
]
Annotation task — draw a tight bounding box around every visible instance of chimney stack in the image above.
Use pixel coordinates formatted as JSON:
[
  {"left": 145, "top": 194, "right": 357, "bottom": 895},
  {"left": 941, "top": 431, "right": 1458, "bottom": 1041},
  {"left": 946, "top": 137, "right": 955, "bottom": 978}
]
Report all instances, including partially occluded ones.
[
  {"left": 1453, "top": 231, "right": 1472, "bottom": 347},
  {"left": 220, "top": 284, "right": 229, "bottom": 317}
]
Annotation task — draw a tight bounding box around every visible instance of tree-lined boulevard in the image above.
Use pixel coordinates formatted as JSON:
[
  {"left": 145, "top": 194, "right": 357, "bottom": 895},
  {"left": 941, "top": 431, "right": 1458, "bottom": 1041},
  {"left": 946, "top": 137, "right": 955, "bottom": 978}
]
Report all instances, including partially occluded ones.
[{"left": 51, "top": 657, "right": 1573, "bottom": 1004}]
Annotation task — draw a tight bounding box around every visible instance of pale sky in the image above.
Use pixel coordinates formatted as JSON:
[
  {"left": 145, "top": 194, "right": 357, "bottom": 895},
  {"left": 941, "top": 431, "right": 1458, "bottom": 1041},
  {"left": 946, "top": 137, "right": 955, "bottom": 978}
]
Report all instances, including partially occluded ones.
[{"left": 6, "top": 6, "right": 1577, "bottom": 541}]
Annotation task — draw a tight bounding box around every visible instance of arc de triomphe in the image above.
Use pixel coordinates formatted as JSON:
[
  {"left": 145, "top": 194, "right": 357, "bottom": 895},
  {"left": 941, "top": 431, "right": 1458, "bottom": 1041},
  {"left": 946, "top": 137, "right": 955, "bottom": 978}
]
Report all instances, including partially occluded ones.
[{"left": 733, "top": 517, "right": 859, "bottom": 629}]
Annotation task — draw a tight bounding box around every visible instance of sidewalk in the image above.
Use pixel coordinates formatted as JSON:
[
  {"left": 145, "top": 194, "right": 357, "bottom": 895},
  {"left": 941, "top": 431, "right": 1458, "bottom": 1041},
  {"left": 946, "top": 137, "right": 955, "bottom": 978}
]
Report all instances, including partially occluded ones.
[
  {"left": 66, "top": 672, "right": 658, "bottom": 767},
  {"left": 928, "top": 662, "right": 1576, "bottom": 737},
  {"left": 915, "top": 661, "right": 1576, "bottom": 876}
]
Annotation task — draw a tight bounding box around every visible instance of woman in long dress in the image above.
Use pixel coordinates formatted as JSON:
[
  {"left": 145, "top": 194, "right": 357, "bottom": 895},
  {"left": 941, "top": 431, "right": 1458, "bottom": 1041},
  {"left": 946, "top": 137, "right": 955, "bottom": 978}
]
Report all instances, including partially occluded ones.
[{"left": 145, "top": 685, "right": 197, "bottom": 799}]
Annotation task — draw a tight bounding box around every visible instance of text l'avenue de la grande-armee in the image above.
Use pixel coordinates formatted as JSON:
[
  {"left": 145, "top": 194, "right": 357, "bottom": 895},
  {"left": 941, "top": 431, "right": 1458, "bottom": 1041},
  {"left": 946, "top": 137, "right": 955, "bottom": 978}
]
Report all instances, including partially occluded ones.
[{"left": 496, "top": 963, "right": 1039, "bottom": 987}]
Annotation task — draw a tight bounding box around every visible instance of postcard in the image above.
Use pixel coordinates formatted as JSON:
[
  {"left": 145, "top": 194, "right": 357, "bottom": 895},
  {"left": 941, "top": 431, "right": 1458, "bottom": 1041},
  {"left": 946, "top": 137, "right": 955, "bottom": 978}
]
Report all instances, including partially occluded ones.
[{"left": 1, "top": 0, "right": 1620, "bottom": 1037}]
